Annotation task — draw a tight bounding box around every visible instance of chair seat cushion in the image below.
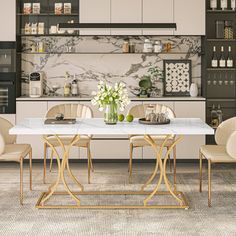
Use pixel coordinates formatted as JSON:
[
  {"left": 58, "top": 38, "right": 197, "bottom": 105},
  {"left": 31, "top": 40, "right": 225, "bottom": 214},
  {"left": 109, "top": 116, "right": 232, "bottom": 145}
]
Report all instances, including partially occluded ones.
[
  {"left": 0, "top": 144, "right": 31, "bottom": 162},
  {"left": 46, "top": 135, "right": 90, "bottom": 147},
  {"left": 200, "top": 145, "right": 236, "bottom": 162},
  {"left": 130, "top": 135, "right": 175, "bottom": 147}
]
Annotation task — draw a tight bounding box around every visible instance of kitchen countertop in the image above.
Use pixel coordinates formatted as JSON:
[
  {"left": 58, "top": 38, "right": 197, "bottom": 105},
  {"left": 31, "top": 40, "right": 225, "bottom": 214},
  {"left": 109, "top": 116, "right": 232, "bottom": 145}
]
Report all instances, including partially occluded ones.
[{"left": 16, "top": 96, "right": 206, "bottom": 101}]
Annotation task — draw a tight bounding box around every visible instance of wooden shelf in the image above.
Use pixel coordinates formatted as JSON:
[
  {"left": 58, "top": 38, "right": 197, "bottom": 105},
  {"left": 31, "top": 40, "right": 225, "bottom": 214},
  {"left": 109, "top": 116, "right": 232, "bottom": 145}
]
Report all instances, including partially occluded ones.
[{"left": 206, "top": 68, "right": 236, "bottom": 71}]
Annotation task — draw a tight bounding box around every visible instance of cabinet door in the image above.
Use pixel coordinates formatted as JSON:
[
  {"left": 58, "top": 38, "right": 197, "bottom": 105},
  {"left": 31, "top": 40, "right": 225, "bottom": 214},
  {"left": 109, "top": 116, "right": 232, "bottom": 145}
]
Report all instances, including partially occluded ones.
[
  {"left": 111, "top": 0, "right": 142, "bottom": 35},
  {"left": 174, "top": 0, "right": 205, "bottom": 35},
  {"left": 0, "top": 0, "right": 15, "bottom": 41},
  {"left": 174, "top": 101, "right": 206, "bottom": 159},
  {"left": 16, "top": 102, "right": 48, "bottom": 159},
  {"left": 143, "top": 0, "right": 174, "bottom": 35},
  {"left": 79, "top": 0, "right": 111, "bottom": 35},
  {"left": 142, "top": 101, "right": 174, "bottom": 159}
]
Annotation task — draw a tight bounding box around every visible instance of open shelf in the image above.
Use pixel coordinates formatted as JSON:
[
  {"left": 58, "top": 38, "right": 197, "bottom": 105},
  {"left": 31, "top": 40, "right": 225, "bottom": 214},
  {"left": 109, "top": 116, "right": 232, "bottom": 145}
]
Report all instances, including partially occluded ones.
[
  {"left": 18, "top": 51, "right": 197, "bottom": 55},
  {"left": 206, "top": 39, "right": 236, "bottom": 42},
  {"left": 17, "top": 13, "right": 79, "bottom": 16},
  {"left": 18, "top": 34, "right": 79, "bottom": 37},
  {"left": 207, "top": 10, "right": 236, "bottom": 13},
  {"left": 206, "top": 68, "right": 236, "bottom": 71}
]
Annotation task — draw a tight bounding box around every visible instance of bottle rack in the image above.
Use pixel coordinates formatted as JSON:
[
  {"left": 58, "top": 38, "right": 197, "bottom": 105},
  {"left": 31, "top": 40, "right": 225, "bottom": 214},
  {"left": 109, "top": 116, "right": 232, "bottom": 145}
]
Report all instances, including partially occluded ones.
[{"left": 203, "top": 0, "right": 236, "bottom": 144}]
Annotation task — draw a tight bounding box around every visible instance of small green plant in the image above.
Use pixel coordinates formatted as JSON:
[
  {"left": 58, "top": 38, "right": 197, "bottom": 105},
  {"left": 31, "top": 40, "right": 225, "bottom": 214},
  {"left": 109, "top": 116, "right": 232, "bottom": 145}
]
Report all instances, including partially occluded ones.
[{"left": 148, "top": 66, "right": 163, "bottom": 80}]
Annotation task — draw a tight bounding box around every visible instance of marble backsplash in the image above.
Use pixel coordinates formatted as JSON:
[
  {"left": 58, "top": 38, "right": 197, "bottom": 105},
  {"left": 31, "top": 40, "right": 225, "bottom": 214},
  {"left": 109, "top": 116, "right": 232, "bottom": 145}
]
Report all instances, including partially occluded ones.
[{"left": 21, "top": 36, "right": 201, "bottom": 97}]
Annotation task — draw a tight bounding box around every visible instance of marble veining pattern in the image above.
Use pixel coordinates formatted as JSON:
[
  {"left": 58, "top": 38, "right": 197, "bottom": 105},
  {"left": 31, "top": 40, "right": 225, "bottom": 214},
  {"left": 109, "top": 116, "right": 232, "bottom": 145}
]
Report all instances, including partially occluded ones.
[{"left": 21, "top": 36, "right": 201, "bottom": 97}]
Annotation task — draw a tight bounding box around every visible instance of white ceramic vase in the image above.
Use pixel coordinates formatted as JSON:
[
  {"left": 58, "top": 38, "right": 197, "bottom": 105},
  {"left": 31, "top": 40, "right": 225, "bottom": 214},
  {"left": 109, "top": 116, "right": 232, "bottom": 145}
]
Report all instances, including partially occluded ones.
[{"left": 189, "top": 83, "right": 198, "bottom": 97}]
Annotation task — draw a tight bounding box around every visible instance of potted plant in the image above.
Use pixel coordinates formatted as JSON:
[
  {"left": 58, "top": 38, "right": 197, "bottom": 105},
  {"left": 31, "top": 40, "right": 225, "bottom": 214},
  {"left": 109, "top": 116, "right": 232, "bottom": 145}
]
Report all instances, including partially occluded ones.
[
  {"left": 138, "top": 76, "right": 152, "bottom": 98},
  {"left": 91, "top": 81, "right": 130, "bottom": 125},
  {"left": 148, "top": 66, "right": 164, "bottom": 97}
]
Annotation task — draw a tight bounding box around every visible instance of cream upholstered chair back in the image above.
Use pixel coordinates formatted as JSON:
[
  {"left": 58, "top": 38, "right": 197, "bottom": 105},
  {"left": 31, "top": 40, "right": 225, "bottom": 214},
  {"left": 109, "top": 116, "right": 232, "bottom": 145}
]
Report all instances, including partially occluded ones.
[
  {"left": 215, "top": 117, "right": 236, "bottom": 145},
  {"left": 128, "top": 104, "right": 175, "bottom": 119},
  {"left": 226, "top": 131, "right": 236, "bottom": 159},
  {"left": 45, "top": 103, "right": 93, "bottom": 119},
  {"left": 0, "top": 117, "right": 16, "bottom": 145}
]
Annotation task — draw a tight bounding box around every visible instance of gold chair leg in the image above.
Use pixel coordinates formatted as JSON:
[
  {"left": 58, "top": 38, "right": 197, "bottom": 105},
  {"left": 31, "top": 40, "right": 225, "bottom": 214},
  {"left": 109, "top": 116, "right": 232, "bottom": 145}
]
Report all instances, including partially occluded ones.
[
  {"left": 88, "top": 145, "right": 94, "bottom": 172},
  {"left": 208, "top": 160, "right": 212, "bottom": 207},
  {"left": 20, "top": 158, "right": 23, "bottom": 205},
  {"left": 129, "top": 143, "right": 133, "bottom": 183},
  {"left": 49, "top": 149, "right": 54, "bottom": 172},
  {"left": 199, "top": 151, "right": 202, "bottom": 193},
  {"left": 29, "top": 149, "right": 32, "bottom": 191},
  {"left": 87, "top": 145, "right": 91, "bottom": 184},
  {"left": 43, "top": 143, "right": 47, "bottom": 184},
  {"left": 173, "top": 145, "right": 177, "bottom": 188}
]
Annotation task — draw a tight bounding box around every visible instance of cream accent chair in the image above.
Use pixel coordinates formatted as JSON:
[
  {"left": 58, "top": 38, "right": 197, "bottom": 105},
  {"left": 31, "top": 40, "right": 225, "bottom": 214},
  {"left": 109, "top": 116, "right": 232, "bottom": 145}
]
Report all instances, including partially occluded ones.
[
  {"left": 0, "top": 117, "right": 32, "bottom": 205},
  {"left": 199, "top": 117, "right": 236, "bottom": 207},
  {"left": 43, "top": 104, "right": 94, "bottom": 184},
  {"left": 128, "top": 104, "right": 176, "bottom": 182}
]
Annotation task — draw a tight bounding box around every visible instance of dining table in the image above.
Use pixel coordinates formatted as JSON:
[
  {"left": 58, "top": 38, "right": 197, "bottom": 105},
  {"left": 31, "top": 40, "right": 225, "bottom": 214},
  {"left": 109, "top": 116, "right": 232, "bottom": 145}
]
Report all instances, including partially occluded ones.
[{"left": 9, "top": 117, "right": 214, "bottom": 209}]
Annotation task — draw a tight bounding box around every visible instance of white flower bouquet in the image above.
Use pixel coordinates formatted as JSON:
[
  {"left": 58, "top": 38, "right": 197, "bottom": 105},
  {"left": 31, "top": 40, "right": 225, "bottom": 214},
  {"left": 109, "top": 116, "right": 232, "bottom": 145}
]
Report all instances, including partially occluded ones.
[{"left": 91, "top": 81, "right": 130, "bottom": 111}]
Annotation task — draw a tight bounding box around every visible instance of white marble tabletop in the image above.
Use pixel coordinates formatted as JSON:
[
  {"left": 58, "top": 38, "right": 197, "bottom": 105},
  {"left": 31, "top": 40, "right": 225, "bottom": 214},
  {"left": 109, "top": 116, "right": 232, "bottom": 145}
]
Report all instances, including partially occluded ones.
[{"left": 9, "top": 118, "right": 214, "bottom": 136}]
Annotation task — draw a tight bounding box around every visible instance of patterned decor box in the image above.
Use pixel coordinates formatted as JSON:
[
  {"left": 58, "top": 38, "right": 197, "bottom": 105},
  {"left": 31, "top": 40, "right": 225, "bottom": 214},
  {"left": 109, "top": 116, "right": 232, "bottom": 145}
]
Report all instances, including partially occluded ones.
[{"left": 164, "top": 60, "right": 192, "bottom": 97}]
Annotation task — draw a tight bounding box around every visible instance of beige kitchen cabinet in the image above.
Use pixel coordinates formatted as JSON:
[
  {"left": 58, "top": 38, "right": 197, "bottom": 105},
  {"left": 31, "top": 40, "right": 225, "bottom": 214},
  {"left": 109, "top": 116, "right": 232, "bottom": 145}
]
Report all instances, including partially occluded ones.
[
  {"left": 0, "top": 0, "right": 15, "bottom": 41},
  {"left": 174, "top": 0, "right": 205, "bottom": 35},
  {"left": 142, "top": 0, "right": 174, "bottom": 35},
  {"left": 0, "top": 114, "right": 15, "bottom": 125},
  {"left": 90, "top": 139, "right": 142, "bottom": 159},
  {"left": 16, "top": 101, "right": 48, "bottom": 159},
  {"left": 111, "top": 0, "right": 142, "bottom": 35},
  {"left": 79, "top": 0, "right": 111, "bottom": 35},
  {"left": 142, "top": 101, "right": 174, "bottom": 159},
  {"left": 174, "top": 101, "right": 206, "bottom": 159}
]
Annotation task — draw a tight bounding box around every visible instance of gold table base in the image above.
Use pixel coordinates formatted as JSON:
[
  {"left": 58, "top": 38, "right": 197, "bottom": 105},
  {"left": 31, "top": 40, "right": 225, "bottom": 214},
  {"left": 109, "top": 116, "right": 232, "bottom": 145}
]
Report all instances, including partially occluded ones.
[
  {"left": 38, "top": 134, "right": 189, "bottom": 210},
  {"left": 36, "top": 191, "right": 189, "bottom": 209}
]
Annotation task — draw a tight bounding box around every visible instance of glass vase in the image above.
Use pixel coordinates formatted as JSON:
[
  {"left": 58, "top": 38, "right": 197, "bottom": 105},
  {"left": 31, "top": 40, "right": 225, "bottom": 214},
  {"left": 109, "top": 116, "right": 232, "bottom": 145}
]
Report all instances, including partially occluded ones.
[{"left": 104, "top": 103, "right": 118, "bottom": 125}]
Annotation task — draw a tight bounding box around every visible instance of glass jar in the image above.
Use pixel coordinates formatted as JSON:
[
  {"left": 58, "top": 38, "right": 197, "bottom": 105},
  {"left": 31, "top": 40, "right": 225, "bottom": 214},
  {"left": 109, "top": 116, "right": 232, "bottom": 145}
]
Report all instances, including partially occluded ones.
[
  {"left": 104, "top": 102, "right": 118, "bottom": 125},
  {"left": 145, "top": 105, "right": 155, "bottom": 121},
  {"left": 122, "top": 41, "right": 129, "bottom": 53},
  {"left": 143, "top": 39, "right": 153, "bottom": 53},
  {"left": 154, "top": 40, "right": 163, "bottom": 53}
]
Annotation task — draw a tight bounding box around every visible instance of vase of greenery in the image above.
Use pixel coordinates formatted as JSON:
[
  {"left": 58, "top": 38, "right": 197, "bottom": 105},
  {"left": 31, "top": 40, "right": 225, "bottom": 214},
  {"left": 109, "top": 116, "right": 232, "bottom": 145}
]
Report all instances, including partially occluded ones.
[
  {"left": 91, "top": 81, "right": 130, "bottom": 125},
  {"left": 148, "top": 66, "right": 164, "bottom": 97}
]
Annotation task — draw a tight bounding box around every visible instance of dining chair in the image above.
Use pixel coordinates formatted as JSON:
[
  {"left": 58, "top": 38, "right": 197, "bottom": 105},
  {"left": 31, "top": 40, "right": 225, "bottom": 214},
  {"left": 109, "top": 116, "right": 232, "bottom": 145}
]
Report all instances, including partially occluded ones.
[
  {"left": 199, "top": 117, "right": 236, "bottom": 207},
  {"left": 43, "top": 103, "right": 94, "bottom": 184},
  {"left": 0, "top": 117, "right": 32, "bottom": 205},
  {"left": 128, "top": 104, "right": 176, "bottom": 183}
]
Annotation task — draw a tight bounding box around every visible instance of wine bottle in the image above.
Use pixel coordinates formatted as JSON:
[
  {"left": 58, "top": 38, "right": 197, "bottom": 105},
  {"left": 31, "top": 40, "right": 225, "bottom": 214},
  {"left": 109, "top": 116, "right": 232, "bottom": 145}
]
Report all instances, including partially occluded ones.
[
  {"left": 211, "top": 104, "right": 219, "bottom": 128},
  {"left": 219, "top": 46, "right": 226, "bottom": 67},
  {"left": 211, "top": 46, "right": 218, "bottom": 68},
  {"left": 216, "top": 104, "right": 223, "bottom": 124},
  {"left": 231, "top": 0, "right": 236, "bottom": 10},
  {"left": 221, "top": 0, "right": 228, "bottom": 10},
  {"left": 210, "top": 0, "right": 217, "bottom": 10},
  {"left": 226, "top": 46, "right": 234, "bottom": 67}
]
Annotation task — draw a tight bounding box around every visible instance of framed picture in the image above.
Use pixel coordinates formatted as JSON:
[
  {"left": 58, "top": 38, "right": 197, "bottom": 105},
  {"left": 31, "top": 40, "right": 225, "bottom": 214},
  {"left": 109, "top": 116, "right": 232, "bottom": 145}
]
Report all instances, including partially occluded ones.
[{"left": 163, "top": 60, "right": 192, "bottom": 97}]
